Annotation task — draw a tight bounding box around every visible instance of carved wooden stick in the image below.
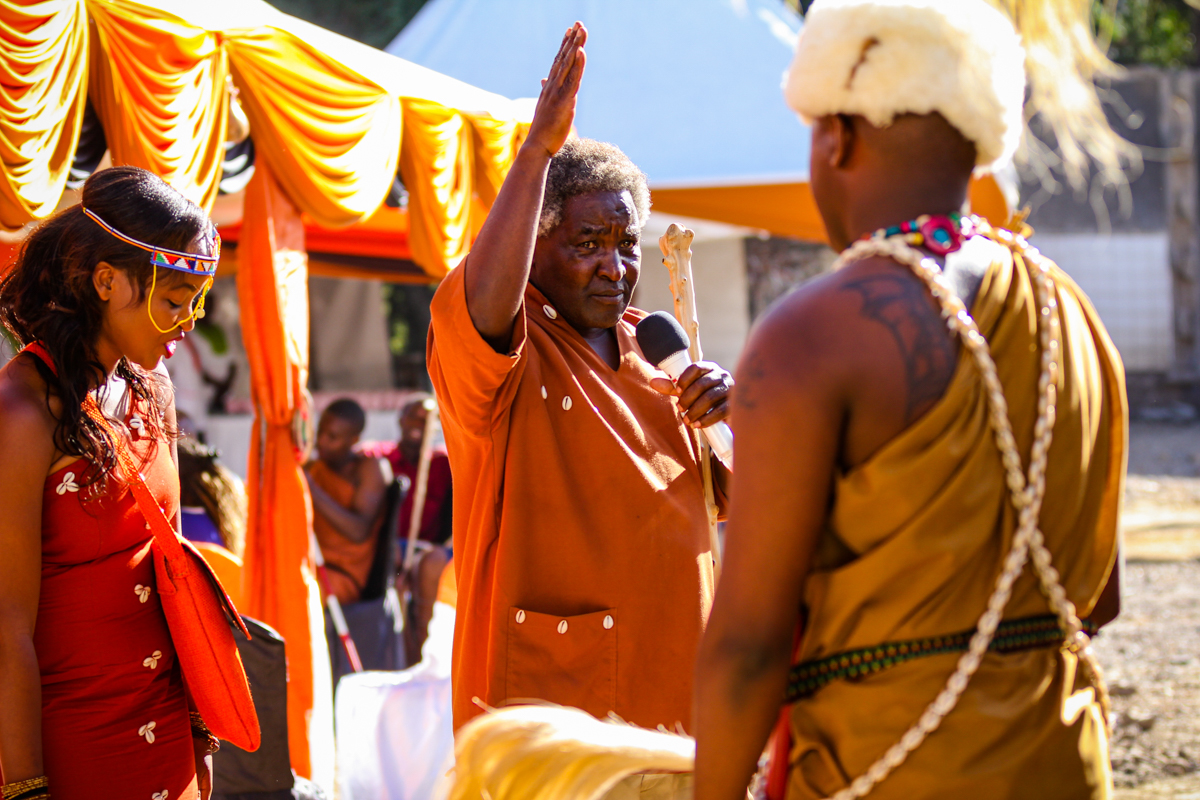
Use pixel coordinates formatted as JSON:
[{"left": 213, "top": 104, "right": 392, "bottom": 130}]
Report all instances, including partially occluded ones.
[
  {"left": 659, "top": 224, "right": 722, "bottom": 581},
  {"left": 403, "top": 399, "right": 441, "bottom": 573}
]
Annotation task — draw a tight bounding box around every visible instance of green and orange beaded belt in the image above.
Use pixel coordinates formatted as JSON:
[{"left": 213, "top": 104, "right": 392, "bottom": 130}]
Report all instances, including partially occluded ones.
[{"left": 786, "top": 613, "right": 1100, "bottom": 703}]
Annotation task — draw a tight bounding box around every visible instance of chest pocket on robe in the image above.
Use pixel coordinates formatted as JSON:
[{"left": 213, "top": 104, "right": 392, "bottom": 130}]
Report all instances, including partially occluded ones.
[{"left": 505, "top": 607, "right": 617, "bottom": 719}]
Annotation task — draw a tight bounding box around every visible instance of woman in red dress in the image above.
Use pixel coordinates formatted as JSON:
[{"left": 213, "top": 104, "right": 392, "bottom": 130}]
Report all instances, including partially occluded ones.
[{"left": 0, "top": 167, "right": 224, "bottom": 800}]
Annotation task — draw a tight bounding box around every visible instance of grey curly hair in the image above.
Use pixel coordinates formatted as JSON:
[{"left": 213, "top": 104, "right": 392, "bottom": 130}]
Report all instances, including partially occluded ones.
[{"left": 538, "top": 138, "right": 651, "bottom": 238}]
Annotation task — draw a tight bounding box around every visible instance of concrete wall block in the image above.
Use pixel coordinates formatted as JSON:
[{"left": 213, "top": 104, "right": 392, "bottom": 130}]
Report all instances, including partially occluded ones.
[{"left": 1032, "top": 232, "right": 1174, "bottom": 372}]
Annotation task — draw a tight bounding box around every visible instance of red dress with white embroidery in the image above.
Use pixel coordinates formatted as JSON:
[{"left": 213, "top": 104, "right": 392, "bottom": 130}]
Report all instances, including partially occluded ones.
[{"left": 33, "top": 414, "right": 197, "bottom": 800}]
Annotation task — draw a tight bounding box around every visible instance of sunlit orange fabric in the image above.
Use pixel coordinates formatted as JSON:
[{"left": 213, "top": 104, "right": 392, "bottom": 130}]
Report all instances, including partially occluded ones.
[
  {"left": 428, "top": 266, "right": 716, "bottom": 733},
  {"left": 237, "top": 162, "right": 318, "bottom": 777},
  {"left": 225, "top": 25, "right": 400, "bottom": 229},
  {"left": 221, "top": 207, "right": 413, "bottom": 264},
  {"left": 0, "top": 0, "right": 86, "bottom": 230},
  {"left": 0, "top": 0, "right": 532, "bottom": 275},
  {"left": 466, "top": 115, "right": 528, "bottom": 208},
  {"left": 399, "top": 101, "right": 472, "bottom": 273},
  {"left": 436, "top": 557, "right": 457, "bottom": 608},
  {"left": 650, "top": 174, "right": 1011, "bottom": 243},
  {"left": 785, "top": 237, "right": 1125, "bottom": 799},
  {"left": 87, "top": 0, "right": 228, "bottom": 210},
  {"left": 194, "top": 542, "right": 246, "bottom": 610}
]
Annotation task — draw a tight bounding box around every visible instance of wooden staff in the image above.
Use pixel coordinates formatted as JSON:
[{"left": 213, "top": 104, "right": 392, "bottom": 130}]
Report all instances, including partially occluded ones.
[
  {"left": 310, "top": 528, "right": 364, "bottom": 673},
  {"left": 402, "top": 399, "right": 440, "bottom": 573},
  {"left": 659, "top": 224, "right": 722, "bottom": 582}
]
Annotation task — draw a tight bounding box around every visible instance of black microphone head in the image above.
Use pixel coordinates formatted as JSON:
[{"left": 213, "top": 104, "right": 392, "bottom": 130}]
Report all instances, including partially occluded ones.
[{"left": 636, "top": 311, "right": 691, "bottom": 366}]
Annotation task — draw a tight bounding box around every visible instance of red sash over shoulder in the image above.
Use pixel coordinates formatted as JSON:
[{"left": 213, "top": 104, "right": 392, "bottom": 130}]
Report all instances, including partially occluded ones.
[{"left": 22, "top": 342, "right": 260, "bottom": 751}]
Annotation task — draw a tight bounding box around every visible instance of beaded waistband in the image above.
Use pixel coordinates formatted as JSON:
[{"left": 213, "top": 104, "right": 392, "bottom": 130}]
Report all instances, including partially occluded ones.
[{"left": 786, "top": 614, "right": 1099, "bottom": 703}]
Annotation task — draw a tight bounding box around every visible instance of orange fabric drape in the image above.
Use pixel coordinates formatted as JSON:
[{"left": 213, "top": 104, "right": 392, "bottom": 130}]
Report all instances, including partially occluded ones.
[
  {"left": 237, "top": 162, "right": 319, "bottom": 777},
  {"left": 468, "top": 114, "right": 528, "bottom": 209},
  {"left": 226, "top": 24, "right": 401, "bottom": 228},
  {"left": 398, "top": 106, "right": 528, "bottom": 275},
  {"left": 87, "top": 0, "right": 228, "bottom": 210},
  {"left": 399, "top": 100, "right": 474, "bottom": 273},
  {"left": 0, "top": 0, "right": 532, "bottom": 267},
  {"left": 651, "top": 174, "right": 1013, "bottom": 244},
  {"left": 0, "top": 0, "right": 87, "bottom": 230}
]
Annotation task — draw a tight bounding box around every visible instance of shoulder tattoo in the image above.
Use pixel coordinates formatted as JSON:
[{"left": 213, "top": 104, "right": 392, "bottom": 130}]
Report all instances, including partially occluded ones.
[
  {"left": 734, "top": 351, "right": 767, "bottom": 411},
  {"left": 841, "top": 273, "right": 958, "bottom": 420}
]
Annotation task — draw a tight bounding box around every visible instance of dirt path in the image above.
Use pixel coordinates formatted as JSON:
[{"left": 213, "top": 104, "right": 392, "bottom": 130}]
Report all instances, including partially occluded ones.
[{"left": 1102, "top": 423, "right": 1200, "bottom": 798}]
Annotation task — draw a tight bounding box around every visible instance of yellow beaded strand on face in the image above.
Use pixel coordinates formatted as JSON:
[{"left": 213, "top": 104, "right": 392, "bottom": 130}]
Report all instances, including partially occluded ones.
[
  {"left": 820, "top": 219, "right": 1109, "bottom": 800},
  {"left": 146, "top": 267, "right": 212, "bottom": 334}
]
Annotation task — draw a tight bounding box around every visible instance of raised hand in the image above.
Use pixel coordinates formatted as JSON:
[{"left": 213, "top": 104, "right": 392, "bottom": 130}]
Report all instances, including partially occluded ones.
[
  {"left": 459, "top": 22, "right": 588, "bottom": 348},
  {"left": 527, "top": 23, "right": 587, "bottom": 158}
]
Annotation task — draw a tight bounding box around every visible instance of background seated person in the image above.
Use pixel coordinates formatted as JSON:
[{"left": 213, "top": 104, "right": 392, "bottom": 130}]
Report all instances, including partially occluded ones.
[
  {"left": 305, "top": 398, "right": 390, "bottom": 606},
  {"left": 361, "top": 393, "right": 454, "bottom": 664}
]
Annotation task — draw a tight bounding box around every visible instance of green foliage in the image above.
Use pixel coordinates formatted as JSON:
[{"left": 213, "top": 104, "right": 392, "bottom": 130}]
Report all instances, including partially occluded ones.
[
  {"left": 1094, "top": 0, "right": 1197, "bottom": 67},
  {"left": 263, "top": 0, "right": 431, "bottom": 49}
]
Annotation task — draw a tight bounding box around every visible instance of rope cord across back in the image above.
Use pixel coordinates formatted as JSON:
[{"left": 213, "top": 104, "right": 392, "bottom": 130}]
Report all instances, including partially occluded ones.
[{"left": 821, "top": 220, "right": 1111, "bottom": 800}]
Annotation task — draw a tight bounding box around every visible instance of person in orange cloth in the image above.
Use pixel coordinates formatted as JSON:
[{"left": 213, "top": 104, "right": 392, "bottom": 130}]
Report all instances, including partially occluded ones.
[
  {"left": 692, "top": 2, "right": 1126, "bottom": 799},
  {"left": 0, "top": 167, "right": 235, "bottom": 800},
  {"left": 305, "top": 398, "right": 389, "bottom": 606},
  {"left": 428, "top": 22, "right": 731, "bottom": 735}
]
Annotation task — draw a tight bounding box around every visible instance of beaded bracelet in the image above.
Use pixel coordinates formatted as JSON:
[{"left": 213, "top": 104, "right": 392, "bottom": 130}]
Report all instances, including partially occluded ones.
[
  {"left": 190, "top": 711, "right": 221, "bottom": 756},
  {"left": 1, "top": 776, "right": 49, "bottom": 800}
]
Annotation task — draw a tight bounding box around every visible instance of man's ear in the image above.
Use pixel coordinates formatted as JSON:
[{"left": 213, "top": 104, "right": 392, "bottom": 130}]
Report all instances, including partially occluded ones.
[
  {"left": 93, "top": 261, "right": 116, "bottom": 301},
  {"left": 831, "top": 114, "right": 855, "bottom": 169}
]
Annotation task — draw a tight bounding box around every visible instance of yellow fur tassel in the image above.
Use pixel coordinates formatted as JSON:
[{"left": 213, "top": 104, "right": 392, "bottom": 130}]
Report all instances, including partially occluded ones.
[
  {"left": 984, "top": 0, "right": 1141, "bottom": 196},
  {"left": 448, "top": 705, "right": 695, "bottom": 800}
]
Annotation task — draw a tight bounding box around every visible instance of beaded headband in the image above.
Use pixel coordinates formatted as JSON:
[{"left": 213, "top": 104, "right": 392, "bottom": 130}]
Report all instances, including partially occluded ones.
[{"left": 81, "top": 207, "right": 220, "bottom": 277}]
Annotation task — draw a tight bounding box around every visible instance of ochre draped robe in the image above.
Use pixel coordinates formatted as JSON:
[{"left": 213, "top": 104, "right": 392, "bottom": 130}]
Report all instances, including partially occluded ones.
[{"left": 787, "top": 235, "right": 1126, "bottom": 800}]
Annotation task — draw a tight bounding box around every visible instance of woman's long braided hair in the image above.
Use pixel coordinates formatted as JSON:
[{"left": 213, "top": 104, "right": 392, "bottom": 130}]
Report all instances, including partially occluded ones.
[{"left": 0, "top": 167, "right": 210, "bottom": 491}]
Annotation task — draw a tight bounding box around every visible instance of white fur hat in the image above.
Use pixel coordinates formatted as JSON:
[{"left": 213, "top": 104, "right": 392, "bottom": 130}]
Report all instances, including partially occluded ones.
[{"left": 784, "top": 0, "right": 1026, "bottom": 171}]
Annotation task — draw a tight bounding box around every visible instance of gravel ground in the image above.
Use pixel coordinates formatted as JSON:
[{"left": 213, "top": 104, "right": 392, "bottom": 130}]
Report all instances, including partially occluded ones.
[
  {"left": 1094, "top": 562, "right": 1200, "bottom": 790},
  {"left": 1099, "top": 423, "right": 1200, "bottom": 798}
]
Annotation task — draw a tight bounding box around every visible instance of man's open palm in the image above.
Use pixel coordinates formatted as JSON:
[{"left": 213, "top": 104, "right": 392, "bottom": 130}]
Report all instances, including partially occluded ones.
[{"left": 528, "top": 22, "right": 587, "bottom": 158}]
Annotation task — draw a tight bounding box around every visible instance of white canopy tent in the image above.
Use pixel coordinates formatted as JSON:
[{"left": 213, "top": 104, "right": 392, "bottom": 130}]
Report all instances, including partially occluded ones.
[
  {"left": 388, "top": 0, "right": 1011, "bottom": 244},
  {"left": 387, "top": 0, "right": 828, "bottom": 239}
]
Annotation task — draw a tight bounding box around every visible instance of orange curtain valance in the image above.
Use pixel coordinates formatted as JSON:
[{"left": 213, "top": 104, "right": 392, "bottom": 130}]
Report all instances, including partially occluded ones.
[
  {"left": 88, "top": 0, "right": 227, "bottom": 210},
  {"left": 225, "top": 25, "right": 401, "bottom": 229},
  {"left": 0, "top": 0, "right": 533, "bottom": 276},
  {"left": 0, "top": 0, "right": 87, "bottom": 230}
]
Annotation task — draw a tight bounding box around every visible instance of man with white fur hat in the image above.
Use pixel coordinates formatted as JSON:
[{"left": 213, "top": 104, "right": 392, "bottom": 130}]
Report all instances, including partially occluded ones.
[{"left": 693, "top": 1, "right": 1127, "bottom": 799}]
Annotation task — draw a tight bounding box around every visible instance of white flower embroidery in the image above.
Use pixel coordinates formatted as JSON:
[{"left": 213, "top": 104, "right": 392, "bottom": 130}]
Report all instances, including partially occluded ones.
[
  {"left": 143, "top": 650, "right": 162, "bottom": 669},
  {"left": 138, "top": 721, "right": 156, "bottom": 743},
  {"left": 135, "top": 585, "right": 152, "bottom": 603},
  {"left": 152, "top": 792, "right": 168, "bottom": 800},
  {"left": 55, "top": 472, "right": 79, "bottom": 495}
]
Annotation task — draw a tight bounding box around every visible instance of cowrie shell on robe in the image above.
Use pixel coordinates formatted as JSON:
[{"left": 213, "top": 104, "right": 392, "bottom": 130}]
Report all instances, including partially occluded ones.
[
  {"left": 541, "top": 386, "right": 548, "bottom": 400},
  {"left": 138, "top": 721, "right": 156, "bottom": 743},
  {"left": 143, "top": 650, "right": 163, "bottom": 669},
  {"left": 153, "top": 791, "right": 169, "bottom": 800},
  {"left": 557, "top": 620, "right": 568, "bottom": 634},
  {"left": 603, "top": 615, "right": 614, "bottom": 630},
  {"left": 55, "top": 472, "right": 79, "bottom": 495},
  {"left": 515, "top": 610, "right": 526, "bottom": 624},
  {"left": 129, "top": 415, "right": 144, "bottom": 430},
  {"left": 542, "top": 304, "right": 558, "bottom": 320},
  {"left": 135, "top": 585, "right": 152, "bottom": 603},
  {"left": 562, "top": 396, "right": 572, "bottom": 411}
]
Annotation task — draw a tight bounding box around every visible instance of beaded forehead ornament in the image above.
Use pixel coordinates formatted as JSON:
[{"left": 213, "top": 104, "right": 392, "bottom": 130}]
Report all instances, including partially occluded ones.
[
  {"left": 81, "top": 206, "right": 218, "bottom": 333},
  {"left": 82, "top": 207, "right": 220, "bottom": 276}
]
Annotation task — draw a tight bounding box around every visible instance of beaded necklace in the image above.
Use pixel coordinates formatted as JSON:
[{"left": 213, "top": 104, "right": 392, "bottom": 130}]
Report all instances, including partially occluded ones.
[
  {"left": 820, "top": 216, "right": 1111, "bottom": 800},
  {"left": 857, "top": 212, "right": 969, "bottom": 256}
]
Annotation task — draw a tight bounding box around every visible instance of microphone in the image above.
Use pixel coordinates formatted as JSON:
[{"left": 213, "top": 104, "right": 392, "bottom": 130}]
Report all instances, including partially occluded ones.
[{"left": 636, "top": 311, "right": 733, "bottom": 470}]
